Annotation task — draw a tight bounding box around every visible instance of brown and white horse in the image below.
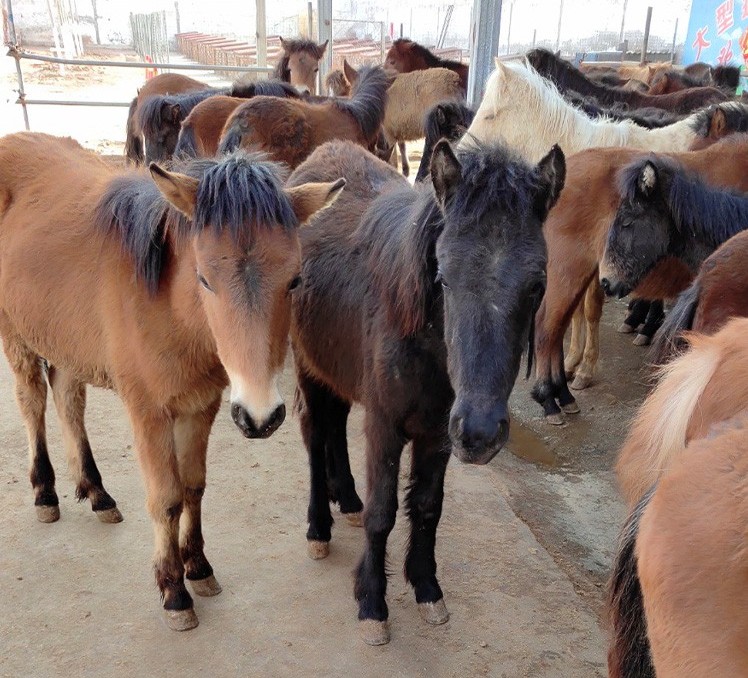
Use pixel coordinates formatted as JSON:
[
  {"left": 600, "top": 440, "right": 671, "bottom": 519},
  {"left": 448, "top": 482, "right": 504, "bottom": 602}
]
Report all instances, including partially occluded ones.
[{"left": 0, "top": 132, "right": 343, "bottom": 630}]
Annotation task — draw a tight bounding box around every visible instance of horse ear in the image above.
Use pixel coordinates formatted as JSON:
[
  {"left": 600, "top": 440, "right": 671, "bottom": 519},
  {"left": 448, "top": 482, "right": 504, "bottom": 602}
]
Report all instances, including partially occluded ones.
[
  {"left": 286, "top": 178, "right": 346, "bottom": 225},
  {"left": 316, "top": 40, "right": 328, "bottom": 58},
  {"left": 535, "top": 144, "right": 566, "bottom": 222},
  {"left": 709, "top": 107, "right": 727, "bottom": 138},
  {"left": 279, "top": 37, "right": 289, "bottom": 52},
  {"left": 343, "top": 59, "right": 358, "bottom": 85},
  {"left": 149, "top": 163, "right": 199, "bottom": 219},
  {"left": 431, "top": 139, "right": 462, "bottom": 208},
  {"left": 637, "top": 161, "right": 658, "bottom": 198}
]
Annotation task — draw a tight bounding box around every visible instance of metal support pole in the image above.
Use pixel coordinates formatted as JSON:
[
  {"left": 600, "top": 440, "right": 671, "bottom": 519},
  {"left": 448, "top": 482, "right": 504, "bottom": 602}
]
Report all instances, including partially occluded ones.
[
  {"left": 255, "top": 0, "right": 267, "bottom": 79},
  {"left": 640, "top": 6, "right": 652, "bottom": 64},
  {"left": 467, "top": 0, "right": 501, "bottom": 108},
  {"left": 555, "top": 0, "right": 564, "bottom": 53},
  {"left": 307, "top": 1, "right": 313, "bottom": 38},
  {"left": 506, "top": 1, "right": 513, "bottom": 54},
  {"left": 91, "top": 0, "right": 100, "bottom": 44},
  {"left": 174, "top": 1, "right": 180, "bottom": 35},
  {"left": 532, "top": 28, "right": 536, "bottom": 48},
  {"left": 618, "top": 0, "right": 628, "bottom": 45},
  {"left": 317, "top": 0, "right": 332, "bottom": 81},
  {"left": 5, "top": 0, "right": 29, "bottom": 129},
  {"left": 670, "top": 17, "right": 678, "bottom": 63}
]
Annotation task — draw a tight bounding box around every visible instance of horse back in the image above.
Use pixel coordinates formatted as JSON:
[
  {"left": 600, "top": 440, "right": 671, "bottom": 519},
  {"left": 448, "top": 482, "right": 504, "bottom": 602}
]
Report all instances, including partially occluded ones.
[
  {"left": 183, "top": 95, "right": 245, "bottom": 157},
  {"left": 136, "top": 73, "right": 210, "bottom": 104}
]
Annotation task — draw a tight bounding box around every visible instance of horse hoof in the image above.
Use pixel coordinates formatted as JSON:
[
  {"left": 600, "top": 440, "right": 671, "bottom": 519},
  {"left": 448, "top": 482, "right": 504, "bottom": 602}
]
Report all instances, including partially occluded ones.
[
  {"left": 617, "top": 322, "right": 635, "bottom": 334},
  {"left": 633, "top": 334, "right": 651, "bottom": 347},
  {"left": 344, "top": 511, "right": 363, "bottom": 527},
  {"left": 359, "top": 619, "right": 390, "bottom": 645},
  {"left": 307, "top": 540, "right": 330, "bottom": 560},
  {"left": 560, "top": 401, "right": 580, "bottom": 414},
  {"left": 570, "top": 374, "right": 592, "bottom": 390},
  {"left": 545, "top": 413, "right": 565, "bottom": 426},
  {"left": 419, "top": 599, "right": 450, "bottom": 625},
  {"left": 95, "top": 507, "right": 123, "bottom": 524},
  {"left": 190, "top": 575, "right": 222, "bottom": 597},
  {"left": 36, "top": 505, "right": 60, "bottom": 523},
  {"left": 163, "top": 607, "right": 199, "bottom": 631}
]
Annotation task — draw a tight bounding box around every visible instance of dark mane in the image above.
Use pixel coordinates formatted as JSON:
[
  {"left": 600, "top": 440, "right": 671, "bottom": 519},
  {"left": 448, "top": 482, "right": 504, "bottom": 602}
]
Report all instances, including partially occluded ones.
[
  {"left": 95, "top": 153, "right": 297, "bottom": 295},
  {"left": 618, "top": 155, "right": 748, "bottom": 246},
  {"left": 332, "top": 66, "right": 390, "bottom": 141},
  {"left": 137, "top": 88, "right": 224, "bottom": 137},
  {"left": 713, "top": 64, "right": 740, "bottom": 92},
  {"left": 273, "top": 38, "right": 324, "bottom": 82},
  {"left": 392, "top": 38, "right": 464, "bottom": 70},
  {"left": 230, "top": 79, "right": 301, "bottom": 99},
  {"left": 363, "top": 141, "right": 542, "bottom": 335},
  {"left": 689, "top": 101, "right": 748, "bottom": 137}
]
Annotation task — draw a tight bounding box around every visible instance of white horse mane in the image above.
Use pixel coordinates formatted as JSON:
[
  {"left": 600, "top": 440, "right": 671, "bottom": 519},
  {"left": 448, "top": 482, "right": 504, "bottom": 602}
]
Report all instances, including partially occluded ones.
[{"left": 462, "top": 59, "right": 699, "bottom": 163}]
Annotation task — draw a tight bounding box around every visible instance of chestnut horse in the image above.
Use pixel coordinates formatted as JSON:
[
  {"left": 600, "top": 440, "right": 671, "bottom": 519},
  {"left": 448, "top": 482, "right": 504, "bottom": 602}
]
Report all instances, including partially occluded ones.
[
  {"left": 288, "top": 139, "right": 563, "bottom": 645},
  {"left": 125, "top": 73, "right": 210, "bottom": 164},
  {"left": 526, "top": 48, "right": 729, "bottom": 114},
  {"left": 139, "top": 80, "right": 300, "bottom": 163},
  {"left": 218, "top": 66, "right": 389, "bottom": 169},
  {"left": 609, "top": 319, "right": 748, "bottom": 677},
  {"left": 601, "top": 155, "right": 748, "bottom": 300},
  {"left": 532, "top": 130, "right": 748, "bottom": 423},
  {"left": 384, "top": 38, "right": 469, "bottom": 92},
  {"left": 0, "top": 132, "right": 343, "bottom": 630},
  {"left": 651, "top": 231, "right": 748, "bottom": 365},
  {"left": 272, "top": 37, "right": 328, "bottom": 94}
]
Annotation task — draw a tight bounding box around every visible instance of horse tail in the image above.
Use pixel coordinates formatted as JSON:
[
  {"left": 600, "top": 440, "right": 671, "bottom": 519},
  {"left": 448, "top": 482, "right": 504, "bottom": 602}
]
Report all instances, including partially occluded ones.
[
  {"left": 174, "top": 122, "right": 198, "bottom": 158},
  {"left": 649, "top": 280, "right": 700, "bottom": 366},
  {"left": 338, "top": 66, "right": 390, "bottom": 143},
  {"left": 124, "top": 96, "right": 144, "bottom": 164},
  {"left": 218, "top": 119, "right": 244, "bottom": 155},
  {"left": 617, "top": 329, "right": 721, "bottom": 506},
  {"left": 608, "top": 486, "right": 656, "bottom": 678}
]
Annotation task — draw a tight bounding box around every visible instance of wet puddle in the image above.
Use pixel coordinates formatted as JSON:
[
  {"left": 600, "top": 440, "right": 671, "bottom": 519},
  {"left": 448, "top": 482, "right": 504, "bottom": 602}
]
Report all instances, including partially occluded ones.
[{"left": 506, "top": 418, "right": 560, "bottom": 467}]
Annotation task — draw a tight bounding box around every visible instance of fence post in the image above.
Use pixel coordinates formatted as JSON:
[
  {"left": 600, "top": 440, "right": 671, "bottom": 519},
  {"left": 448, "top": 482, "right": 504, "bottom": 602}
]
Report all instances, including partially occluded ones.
[
  {"left": 317, "top": 0, "right": 332, "bottom": 81},
  {"left": 174, "top": 1, "right": 180, "bottom": 35},
  {"left": 5, "top": 0, "right": 30, "bottom": 129},
  {"left": 670, "top": 17, "right": 678, "bottom": 63},
  {"left": 91, "top": 0, "right": 100, "bottom": 44},
  {"left": 467, "top": 0, "right": 501, "bottom": 109},
  {"left": 640, "top": 6, "right": 652, "bottom": 64},
  {"left": 256, "top": 0, "right": 267, "bottom": 79},
  {"left": 307, "top": 1, "right": 313, "bottom": 38}
]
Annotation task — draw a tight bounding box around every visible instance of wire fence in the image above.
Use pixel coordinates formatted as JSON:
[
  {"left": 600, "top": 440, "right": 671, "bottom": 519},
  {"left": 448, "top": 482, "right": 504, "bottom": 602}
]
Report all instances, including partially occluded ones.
[{"left": 129, "top": 11, "right": 169, "bottom": 65}]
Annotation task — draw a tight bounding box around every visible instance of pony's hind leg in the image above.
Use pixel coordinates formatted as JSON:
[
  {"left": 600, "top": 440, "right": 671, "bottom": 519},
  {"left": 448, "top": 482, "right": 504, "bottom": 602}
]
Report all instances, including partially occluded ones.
[
  {"left": 174, "top": 395, "right": 222, "bottom": 598},
  {"left": 354, "top": 413, "right": 405, "bottom": 645},
  {"left": 324, "top": 396, "right": 363, "bottom": 524},
  {"left": 128, "top": 404, "right": 195, "bottom": 631},
  {"left": 570, "top": 281, "right": 605, "bottom": 391},
  {"left": 564, "top": 302, "right": 585, "bottom": 378},
  {"left": 404, "top": 435, "right": 451, "bottom": 626},
  {"left": 634, "top": 299, "right": 665, "bottom": 347},
  {"left": 619, "top": 298, "right": 649, "bottom": 334},
  {"left": 398, "top": 141, "right": 410, "bottom": 177},
  {"left": 0, "top": 330, "right": 58, "bottom": 522},
  {"left": 47, "top": 366, "right": 122, "bottom": 523}
]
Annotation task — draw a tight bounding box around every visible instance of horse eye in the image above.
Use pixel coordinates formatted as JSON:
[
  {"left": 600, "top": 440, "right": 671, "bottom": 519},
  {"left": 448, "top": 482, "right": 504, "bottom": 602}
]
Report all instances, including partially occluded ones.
[
  {"left": 530, "top": 281, "right": 546, "bottom": 296},
  {"left": 288, "top": 275, "right": 302, "bottom": 293},
  {"left": 435, "top": 269, "right": 450, "bottom": 289},
  {"left": 197, "top": 273, "right": 213, "bottom": 292}
]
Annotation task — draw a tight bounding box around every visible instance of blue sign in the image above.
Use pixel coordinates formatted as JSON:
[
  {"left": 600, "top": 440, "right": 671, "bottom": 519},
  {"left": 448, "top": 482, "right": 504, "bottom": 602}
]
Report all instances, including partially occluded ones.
[{"left": 683, "top": 0, "right": 748, "bottom": 66}]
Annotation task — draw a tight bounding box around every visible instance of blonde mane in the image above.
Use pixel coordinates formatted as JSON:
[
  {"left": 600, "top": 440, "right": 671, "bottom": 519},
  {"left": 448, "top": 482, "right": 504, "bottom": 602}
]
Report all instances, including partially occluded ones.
[{"left": 463, "top": 59, "right": 699, "bottom": 162}]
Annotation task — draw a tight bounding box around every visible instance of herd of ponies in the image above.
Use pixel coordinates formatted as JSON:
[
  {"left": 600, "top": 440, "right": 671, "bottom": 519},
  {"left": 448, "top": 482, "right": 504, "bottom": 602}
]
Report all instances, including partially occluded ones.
[{"left": 1, "top": 33, "right": 748, "bottom": 673}]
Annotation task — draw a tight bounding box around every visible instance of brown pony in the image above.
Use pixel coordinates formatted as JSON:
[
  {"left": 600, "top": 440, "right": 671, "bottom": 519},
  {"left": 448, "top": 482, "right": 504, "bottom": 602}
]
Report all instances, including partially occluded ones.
[
  {"left": 609, "top": 319, "right": 748, "bottom": 677},
  {"left": 273, "top": 37, "right": 328, "bottom": 94},
  {"left": 650, "top": 231, "right": 748, "bottom": 365},
  {"left": 174, "top": 95, "right": 246, "bottom": 158},
  {"left": 0, "top": 132, "right": 343, "bottom": 630},
  {"left": 325, "top": 68, "right": 351, "bottom": 97},
  {"left": 384, "top": 38, "right": 468, "bottom": 92},
  {"left": 125, "top": 73, "right": 210, "bottom": 164},
  {"left": 532, "top": 128, "right": 748, "bottom": 423},
  {"left": 218, "top": 66, "right": 389, "bottom": 169}
]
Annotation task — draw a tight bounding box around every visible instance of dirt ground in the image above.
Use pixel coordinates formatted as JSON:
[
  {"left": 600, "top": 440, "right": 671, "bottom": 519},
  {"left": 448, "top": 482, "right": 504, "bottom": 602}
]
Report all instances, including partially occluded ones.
[{"left": 0, "top": 49, "right": 654, "bottom": 677}]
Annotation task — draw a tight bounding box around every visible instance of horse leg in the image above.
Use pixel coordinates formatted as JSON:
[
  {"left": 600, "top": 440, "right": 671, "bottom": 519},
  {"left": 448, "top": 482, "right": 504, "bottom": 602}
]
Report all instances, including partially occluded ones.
[
  {"left": 570, "top": 281, "right": 605, "bottom": 391},
  {"left": 128, "top": 405, "right": 195, "bottom": 631},
  {"left": 564, "top": 302, "right": 585, "bottom": 378},
  {"left": 324, "top": 396, "right": 364, "bottom": 525},
  {"left": 47, "top": 365, "right": 122, "bottom": 523},
  {"left": 354, "top": 413, "right": 404, "bottom": 645},
  {"left": 532, "top": 299, "right": 566, "bottom": 424},
  {"left": 619, "top": 298, "right": 650, "bottom": 334},
  {"left": 0, "top": 330, "right": 58, "bottom": 522},
  {"left": 174, "top": 396, "right": 222, "bottom": 598},
  {"left": 404, "top": 435, "right": 450, "bottom": 626},
  {"left": 399, "top": 141, "right": 410, "bottom": 178},
  {"left": 298, "top": 372, "right": 338, "bottom": 559},
  {"left": 634, "top": 299, "right": 665, "bottom": 347}
]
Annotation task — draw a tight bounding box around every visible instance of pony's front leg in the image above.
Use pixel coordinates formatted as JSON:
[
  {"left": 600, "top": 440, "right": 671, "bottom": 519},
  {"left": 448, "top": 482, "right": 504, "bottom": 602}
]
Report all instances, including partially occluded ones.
[
  {"left": 564, "top": 302, "right": 585, "bottom": 377},
  {"left": 128, "top": 406, "right": 195, "bottom": 631},
  {"left": 354, "top": 412, "right": 405, "bottom": 645},
  {"left": 404, "top": 435, "right": 451, "bottom": 626},
  {"left": 570, "top": 281, "right": 604, "bottom": 391},
  {"left": 174, "top": 396, "right": 222, "bottom": 598}
]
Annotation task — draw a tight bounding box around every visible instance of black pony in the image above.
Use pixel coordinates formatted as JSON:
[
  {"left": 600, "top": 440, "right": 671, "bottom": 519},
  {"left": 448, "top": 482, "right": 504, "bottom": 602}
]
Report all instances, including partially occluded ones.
[
  {"left": 600, "top": 155, "right": 748, "bottom": 298},
  {"left": 287, "top": 138, "right": 563, "bottom": 645},
  {"left": 415, "top": 101, "right": 476, "bottom": 182}
]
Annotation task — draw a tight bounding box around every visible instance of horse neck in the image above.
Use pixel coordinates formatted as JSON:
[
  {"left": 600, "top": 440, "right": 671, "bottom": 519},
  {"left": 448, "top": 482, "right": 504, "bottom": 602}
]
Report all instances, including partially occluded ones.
[{"left": 637, "top": 115, "right": 694, "bottom": 152}]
